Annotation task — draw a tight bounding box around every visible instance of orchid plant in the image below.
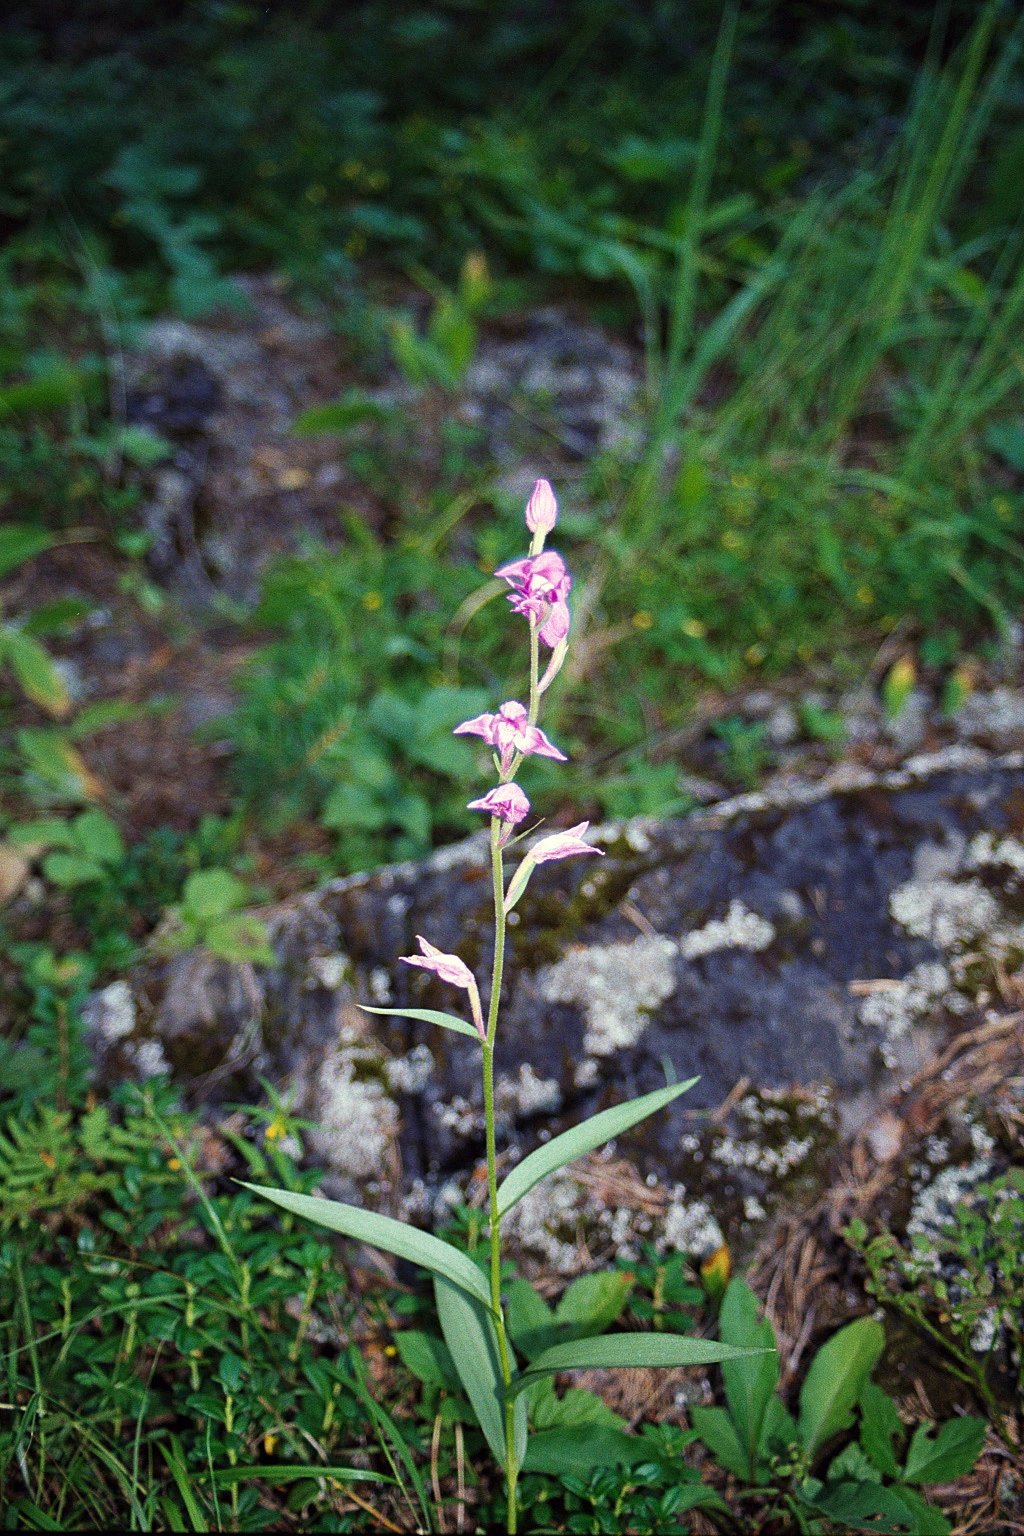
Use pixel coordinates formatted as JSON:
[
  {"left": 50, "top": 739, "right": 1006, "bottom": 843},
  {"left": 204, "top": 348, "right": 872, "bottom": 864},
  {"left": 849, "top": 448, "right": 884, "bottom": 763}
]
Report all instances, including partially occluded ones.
[{"left": 249, "top": 480, "right": 761, "bottom": 1531}]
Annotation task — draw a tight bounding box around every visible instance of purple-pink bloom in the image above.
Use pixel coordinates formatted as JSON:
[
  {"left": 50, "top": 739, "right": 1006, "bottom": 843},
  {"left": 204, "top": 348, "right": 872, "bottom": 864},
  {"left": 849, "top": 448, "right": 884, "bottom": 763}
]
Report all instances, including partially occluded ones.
[
  {"left": 528, "top": 822, "right": 602, "bottom": 865},
  {"left": 494, "top": 550, "right": 572, "bottom": 649},
  {"left": 401, "top": 935, "right": 476, "bottom": 990},
  {"left": 525, "top": 478, "right": 558, "bottom": 538},
  {"left": 467, "top": 782, "right": 531, "bottom": 825},
  {"left": 453, "top": 699, "right": 567, "bottom": 774}
]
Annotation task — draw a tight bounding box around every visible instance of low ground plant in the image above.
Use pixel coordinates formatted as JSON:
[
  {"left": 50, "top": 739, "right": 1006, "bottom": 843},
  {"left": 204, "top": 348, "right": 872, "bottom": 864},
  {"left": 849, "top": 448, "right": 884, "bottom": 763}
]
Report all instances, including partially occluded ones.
[{"left": 846, "top": 1170, "right": 1024, "bottom": 1446}]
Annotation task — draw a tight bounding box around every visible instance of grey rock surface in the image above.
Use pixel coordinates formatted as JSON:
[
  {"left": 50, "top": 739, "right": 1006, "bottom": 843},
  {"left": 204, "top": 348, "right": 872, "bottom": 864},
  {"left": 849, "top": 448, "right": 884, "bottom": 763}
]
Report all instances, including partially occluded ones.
[{"left": 98, "top": 752, "right": 1024, "bottom": 1257}]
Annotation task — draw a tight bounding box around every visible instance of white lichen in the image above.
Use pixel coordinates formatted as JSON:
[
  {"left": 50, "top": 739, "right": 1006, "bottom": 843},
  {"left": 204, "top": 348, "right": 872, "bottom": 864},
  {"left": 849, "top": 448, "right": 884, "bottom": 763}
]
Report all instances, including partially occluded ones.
[
  {"left": 889, "top": 878, "right": 1000, "bottom": 949},
  {"left": 663, "top": 1190, "right": 724, "bottom": 1258},
  {"left": 857, "top": 962, "right": 952, "bottom": 1068},
  {"left": 309, "top": 953, "right": 349, "bottom": 990},
  {"left": 501, "top": 1168, "right": 586, "bottom": 1273},
  {"left": 540, "top": 935, "right": 678, "bottom": 1056},
  {"left": 308, "top": 1054, "right": 398, "bottom": 1179},
  {"left": 496, "top": 1063, "right": 562, "bottom": 1119},
  {"left": 385, "top": 1044, "right": 434, "bottom": 1095},
  {"left": 681, "top": 900, "right": 775, "bottom": 961},
  {"left": 84, "top": 980, "right": 136, "bottom": 1043}
]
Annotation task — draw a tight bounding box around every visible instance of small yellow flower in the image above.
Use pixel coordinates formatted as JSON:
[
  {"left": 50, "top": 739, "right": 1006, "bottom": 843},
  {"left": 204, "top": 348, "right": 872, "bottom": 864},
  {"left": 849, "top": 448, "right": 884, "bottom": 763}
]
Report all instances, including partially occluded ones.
[
  {"left": 681, "top": 618, "right": 707, "bottom": 639},
  {"left": 631, "top": 610, "right": 653, "bottom": 630},
  {"left": 384, "top": 1344, "right": 397, "bottom": 1357},
  {"left": 362, "top": 591, "right": 383, "bottom": 611},
  {"left": 263, "top": 1434, "right": 277, "bottom": 1456},
  {"left": 265, "top": 1118, "right": 287, "bottom": 1143},
  {"left": 167, "top": 1157, "right": 182, "bottom": 1171}
]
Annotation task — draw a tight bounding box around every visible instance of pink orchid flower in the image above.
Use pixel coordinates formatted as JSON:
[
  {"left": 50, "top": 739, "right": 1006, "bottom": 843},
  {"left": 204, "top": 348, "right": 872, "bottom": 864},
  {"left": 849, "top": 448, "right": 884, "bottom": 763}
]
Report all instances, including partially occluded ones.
[
  {"left": 503, "top": 821, "right": 603, "bottom": 912},
  {"left": 528, "top": 821, "right": 602, "bottom": 864},
  {"left": 401, "top": 935, "right": 476, "bottom": 990},
  {"left": 467, "top": 782, "right": 531, "bottom": 845},
  {"left": 494, "top": 550, "right": 572, "bottom": 649},
  {"left": 454, "top": 700, "right": 567, "bottom": 775},
  {"left": 525, "top": 478, "right": 558, "bottom": 543},
  {"left": 467, "top": 782, "right": 531, "bottom": 824}
]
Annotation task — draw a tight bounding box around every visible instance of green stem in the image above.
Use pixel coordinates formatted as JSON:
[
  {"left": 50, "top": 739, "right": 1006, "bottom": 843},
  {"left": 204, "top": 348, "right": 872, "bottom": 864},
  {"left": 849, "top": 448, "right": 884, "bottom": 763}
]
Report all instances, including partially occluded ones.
[
  {"left": 485, "top": 816, "right": 519, "bottom": 1531},
  {"left": 528, "top": 623, "right": 540, "bottom": 725}
]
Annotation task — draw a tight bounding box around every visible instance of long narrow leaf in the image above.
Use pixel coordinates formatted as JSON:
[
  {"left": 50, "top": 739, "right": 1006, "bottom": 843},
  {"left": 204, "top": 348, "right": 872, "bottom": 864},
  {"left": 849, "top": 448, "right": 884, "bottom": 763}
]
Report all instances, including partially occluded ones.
[
  {"left": 210, "top": 1465, "right": 394, "bottom": 1486},
  {"left": 158, "top": 1438, "right": 209, "bottom": 1533},
  {"left": 508, "top": 1332, "right": 769, "bottom": 1399},
  {"left": 358, "top": 1005, "right": 482, "bottom": 1041},
  {"left": 496, "top": 1080, "right": 696, "bottom": 1218},
  {"left": 435, "top": 1278, "right": 527, "bottom": 1468},
  {"left": 242, "top": 1184, "right": 494, "bottom": 1310}
]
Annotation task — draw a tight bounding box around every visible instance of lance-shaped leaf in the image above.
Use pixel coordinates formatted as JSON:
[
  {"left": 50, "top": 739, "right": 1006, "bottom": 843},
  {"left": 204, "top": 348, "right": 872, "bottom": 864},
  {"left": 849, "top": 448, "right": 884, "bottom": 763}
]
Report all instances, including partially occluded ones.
[
  {"left": 497, "top": 1080, "right": 697, "bottom": 1217},
  {"left": 435, "top": 1278, "right": 526, "bottom": 1469},
  {"left": 506, "top": 1332, "right": 770, "bottom": 1400},
  {"left": 798, "top": 1317, "right": 884, "bottom": 1455},
  {"left": 243, "top": 1184, "right": 493, "bottom": 1311},
  {"left": 359, "top": 1004, "right": 482, "bottom": 1042}
]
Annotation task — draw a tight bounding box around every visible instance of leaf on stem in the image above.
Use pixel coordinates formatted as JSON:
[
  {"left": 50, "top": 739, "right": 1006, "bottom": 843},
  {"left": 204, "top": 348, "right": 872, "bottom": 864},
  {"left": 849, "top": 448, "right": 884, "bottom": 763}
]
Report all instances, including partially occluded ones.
[
  {"left": 496, "top": 1079, "right": 697, "bottom": 1217},
  {"left": 435, "top": 1277, "right": 526, "bottom": 1468},
  {"left": 506, "top": 1332, "right": 770, "bottom": 1399},
  {"left": 358, "top": 1004, "right": 482, "bottom": 1041},
  {"left": 242, "top": 1184, "right": 494, "bottom": 1310}
]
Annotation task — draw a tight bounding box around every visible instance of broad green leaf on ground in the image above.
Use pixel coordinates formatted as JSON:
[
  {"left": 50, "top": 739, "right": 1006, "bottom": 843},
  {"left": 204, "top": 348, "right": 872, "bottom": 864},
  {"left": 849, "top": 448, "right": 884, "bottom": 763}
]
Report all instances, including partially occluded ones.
[
  {"left": 508, "top": 1332, "right": 770, "bottom": 1398},
  {"left": 902, "top": 1417, "right": 987, "bottom": 1486},
  {"left": 394, "top": 1330, "right": 461, "bottom": 1392},
  {"left": 72, "top": 809, "right": 125, "bottom": 864},
  {"left": 798, "top": 1318, "right": 884, "bottom": 1455},
  {"left": 531, "top": 1383, "right": 624, "bottom": 1432},
  {"left": 522, "top": 1424, "right": 646, "bottom": 1477},
  {"left": 554, "top": 1270, "right": 634, "bottom": 1337},
  {"left": 718, "top": 1277, "right": 780, "bottom": 1479},
  {"left": 506, "top": 1277, "right": 557, "bottom": 1361},
  {"left": 3, "top": 630, "right": 70, "bottom": 715},
  {"left": 689, "top": 1405, "right": 749, "bottom": 1480},
  {"left": 42, "top": 851, "right": 105, "bottom": 887},
  {"left": 359, "top": 1005, "right": 481, "bottom": 1041},
  {"left": 496, "top": 1080, "right": 697, "bottom": 1217},
  {"left": 801, "top": 1480, "right": 916, "bottom": 1533},
  {"left": 0, "top": 524, "right": 56, "bottom": 580},
  {"left": 859, "top": 1382, "right": 904, "bottom": 1480},
  {"left": 203, "top": 915, "right": 276, "bottom": 965},
  {"left": 242, "top": 1184, "right": 493, "bottom": 1310},
  {"left": 182, "top": 868, "right": 248, "bottom": 919},
  {"left": 17, "top": 729, "right": 100, "bottom": 801},
  {"left": 888, "top": 1486, "right": 953, "bottom": 1535},
  {"left": 434, "top": 1276, "right": 521, "bottom": 1467}
]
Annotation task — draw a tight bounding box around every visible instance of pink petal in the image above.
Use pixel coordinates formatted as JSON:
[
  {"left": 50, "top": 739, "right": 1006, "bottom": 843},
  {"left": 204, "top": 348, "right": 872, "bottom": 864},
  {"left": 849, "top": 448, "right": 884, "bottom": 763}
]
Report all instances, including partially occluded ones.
[
  {"left": 529, "top": 822, "right": 603, "bottom": 864},
  {"left": 538, "top": 598, "right": 570, "bottom": 648},
  {"left": 453, "top": 711, "right": 497, "bottom": 741}
]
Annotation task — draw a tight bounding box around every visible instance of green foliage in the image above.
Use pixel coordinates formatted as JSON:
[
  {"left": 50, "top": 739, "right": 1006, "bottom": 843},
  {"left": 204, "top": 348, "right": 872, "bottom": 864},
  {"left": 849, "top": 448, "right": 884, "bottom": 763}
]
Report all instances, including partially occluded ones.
[
  {"left": 156, "top": 869, "right": 276, "bottom": 966},
  {"left": 846, "top": 1171, "right": 1024, "bottom": 1440},
  {"left": 691, "top": 1278, "right": 986, "bottom": 1533},
  {"left": 223, "top": 538, "right": 499, "bottom": 866},
  {"left": 0, "top": 1086, "right": 411, "bottom": 1531},
  {"left": 11, "top": 808, "right": 126, "bottom": 887}
]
